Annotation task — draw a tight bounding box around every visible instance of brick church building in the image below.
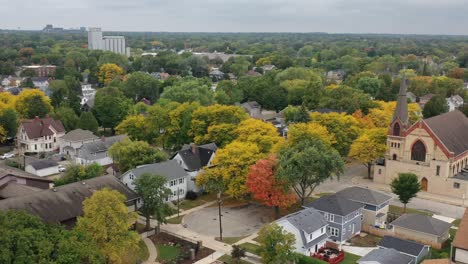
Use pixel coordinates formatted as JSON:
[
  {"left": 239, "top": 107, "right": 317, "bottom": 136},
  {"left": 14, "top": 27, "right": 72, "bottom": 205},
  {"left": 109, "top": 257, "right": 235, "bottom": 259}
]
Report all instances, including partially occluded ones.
[{"left": 374, "top": 79, "right": 468, "bottom": 200}]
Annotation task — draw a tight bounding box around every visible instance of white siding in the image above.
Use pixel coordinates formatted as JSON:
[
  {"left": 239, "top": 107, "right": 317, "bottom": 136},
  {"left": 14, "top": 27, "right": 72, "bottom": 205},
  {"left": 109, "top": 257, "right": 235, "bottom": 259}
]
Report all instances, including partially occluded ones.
[
  {"left": 25, "top": 165, "right": 59, "bottom": 177},
  {"left": 455, "top": 248, "right": 468, "bottom": 263}
]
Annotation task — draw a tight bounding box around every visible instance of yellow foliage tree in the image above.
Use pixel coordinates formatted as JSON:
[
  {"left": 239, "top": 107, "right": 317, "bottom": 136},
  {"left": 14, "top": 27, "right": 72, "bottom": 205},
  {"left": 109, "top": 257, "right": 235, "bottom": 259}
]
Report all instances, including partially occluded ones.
[
  {"left": 0, "top": 126, "right": 6, "bottom": 143},
  {"left": 0, "top": 92, "right": 16, "bottom": 108},
  {"left": 287, "top": 122, "right": 336, "bottom": 147},
  {"left": 15, "top": 89, "right": 53, "bottom": 118},
  {"left": 234, "top": 119, "right": 285, "bottom": 154},
  {"left": 98, "top": 63, "right": 125, "bottom": 85},
  {"left": 348, "top": 128, "right": 387, "bottom": 179},
  {"left": 75, "top": 188, "right": 139, "bottom": 264},
  {"left": 115, "top": 114, "right": 152, "bottom": 142},
  {"left": 367, "top": 101, "right": 422, "bottom": 128},
  {"left": 196, "top": 141, "right": 264, "bottom": 198}
]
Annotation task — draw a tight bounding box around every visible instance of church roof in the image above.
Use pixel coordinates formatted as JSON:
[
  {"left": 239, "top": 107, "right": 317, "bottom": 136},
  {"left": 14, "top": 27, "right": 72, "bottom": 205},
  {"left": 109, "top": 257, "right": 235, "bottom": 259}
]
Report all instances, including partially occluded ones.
[
  {"left": 392, "top": 79, "right": 409, "bottom": 126},
  {"left": 424, "top": 110, "right": 468, "bottom": 156}
]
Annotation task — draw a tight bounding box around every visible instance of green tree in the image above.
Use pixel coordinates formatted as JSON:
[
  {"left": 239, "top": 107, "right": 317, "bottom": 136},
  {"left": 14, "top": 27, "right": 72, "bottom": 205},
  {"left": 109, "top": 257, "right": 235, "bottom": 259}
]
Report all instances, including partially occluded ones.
[
  {"left": 53, "top": 163, "right": 103, "bottom": 186},
  {"left": 422, "top": 95, "right": 449, "bottom": 118},
  {"left": 124, "top": 71, "right": 161, "bottom": 102},
  {"left": 0, "top": 108, "right": 18, "bottom": 138},
  {"left": 15, "top": 89, "right": 53, "bottom": 118},
  {"left": 93, "top": 86, "right": 132, "bottom": 132},
  {"left": 356, "top": 76, "right": 381, "bottom": 98},
  {"left": 390, "top": 173, "right": 421, "bottom": 213},
  {"left": 49, "top": 80, "right": 68, "bottom": 107},
  {"left": 282, "top": 104, "right": 310, "bottom": 123},
  {"left": 77, "top": 112, "right": 99, "bottom": 134},
  {"left": 134, "top": 173, "right": 173, "bottom": 231},
  {"left": 76, "top": 188, "right": 139, "bottom": 264},
  {"left": 257, "top": 223, "right": 297, "bottom": 264},
  {"left": 165, "top": 102, "right": 200, "bottom": 149},
  {"left": 231, "top": 245, "right": 247, "bottom": 263},
  {"left": 277, "top": 138, "right": 344, "bottom": 205},
  {"left": 108, "top": 138, "right": 167, "bottom": 172},
  {"left": 161, "top": 80, "right": 214, "bottom": 105},
  {"left": 52, "top": 106, "right": 79, "bottom": 131},
  {"left": 214, "top": 80, "right": 244, "bottom": 105}
]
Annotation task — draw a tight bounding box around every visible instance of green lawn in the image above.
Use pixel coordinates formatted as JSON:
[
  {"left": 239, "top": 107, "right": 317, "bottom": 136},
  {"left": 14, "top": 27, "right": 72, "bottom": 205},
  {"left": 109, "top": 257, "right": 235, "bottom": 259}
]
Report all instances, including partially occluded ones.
[
  {"left": 429, "top": 228, "right": 457, "bottom": 259},
  {"left": 215, "top": 236, "right": 248, "bottom": 245},
  {"left": 389, "top": 205, "right": 433, "bottom": 216},
  {"left": 239, "top": 242, "right": 261, "bottom": 255},
  {"left": 178, "top": 193, "right": 217, "bottom": 210},
  {"left": 452, "top": 218, "right": 461, "bottom": 227},
  {"left": 156, "top": 245, "right": 181, "bottom": 262},
  {"left": 341, "top": 252, "right": 361, "bottom": 264},
  {"left": 218, "top": 254, "right": 252, "bottom": 264},
  {"left": 166, "top": 215, "right": 184, "bottom": 224}
]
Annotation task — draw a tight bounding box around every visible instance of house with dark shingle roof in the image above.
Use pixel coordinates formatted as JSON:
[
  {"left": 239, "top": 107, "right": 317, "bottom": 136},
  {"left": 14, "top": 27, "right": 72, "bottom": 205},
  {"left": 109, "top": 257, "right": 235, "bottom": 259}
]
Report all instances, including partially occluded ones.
[
  {"left": 358, "top": 248, "right": 414, "bottom": 264},
  {"left": 120, "top": 160, "right": 189, "bottom": 202},
  {"left": 276, "top": 208, "right": 329, "bottom": 256},
  {"left": 0, "top": 175, "right": 140, "bottom": 228},
  {"left": 378, "top": 236, "right": 430, "bottom": 264},
  {"left": 17, "top": 116, "right": 66, "bottom": 153},
  {"left": 336, "top": 186, "right": 392, "bottom": 227},
  {"left": 374, "top": 75, "right": 468, "bottom": 200},
  {"left": 25, "top": 159, "right": 59, "bottom": 177},
  {"left": 172, "top": 143, "right": 217, "bottom": 192},
  {"left": 0, "top": 171, "right": 52, "bottom": 199},
  {"left": 391, "top": 214, "right": 452, "bottom": 245},
  {"left": 304, "top": 194, "right": 364, "bottom": 246},
  {"left": 59, "top": 129, "right": 99, "bottom": 158},
  {"left": 75, "top": 135, "right": 126, "bottom": 166}
]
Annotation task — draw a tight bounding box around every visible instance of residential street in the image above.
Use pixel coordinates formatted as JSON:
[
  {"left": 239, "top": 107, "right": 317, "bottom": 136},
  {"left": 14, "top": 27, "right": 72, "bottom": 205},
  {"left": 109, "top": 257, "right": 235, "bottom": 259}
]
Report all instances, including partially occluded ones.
[{"left": 315, "top": 163, "right": 467, "bottom": 219}]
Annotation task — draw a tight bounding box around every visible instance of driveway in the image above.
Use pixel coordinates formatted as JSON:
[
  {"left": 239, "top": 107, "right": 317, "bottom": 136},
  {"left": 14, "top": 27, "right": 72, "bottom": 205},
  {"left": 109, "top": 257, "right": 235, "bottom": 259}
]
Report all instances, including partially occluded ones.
[{"left": 183, "top": 203, "right": 273, "bottom": 237}]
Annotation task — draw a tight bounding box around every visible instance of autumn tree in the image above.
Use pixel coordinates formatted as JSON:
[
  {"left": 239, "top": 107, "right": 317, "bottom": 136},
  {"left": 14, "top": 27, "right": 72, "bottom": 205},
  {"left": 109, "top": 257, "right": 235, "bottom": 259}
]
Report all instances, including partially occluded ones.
[
  {"left": 97, "top": 63, "right": 125, "bottom": 85},
  {"left": 257, "top": 223, "right": 297, "bottom": 264},
  {"left": 197, "top": 141, "right": 264, "bottom": 198},
  {"left": 390, "top": 173, "right": 421, "bottom": 213},
  {"left": 15, "top": 89, "right": 53, "bottom": 118},
  {"left": 75, "top": 188, "right": 140, "bottom": 264},
  {"left": 287, "top": 122, "right": 335, "bottom": 147},
  {"left": 134, "top": 173, "right": 172, "bottom": 231},
  {"left": 165, "top": 102, "right": 200, "bottom": 149},
  {"left": 348, "top": 128, "right": 387, "bottom": 178},
  {"left": 310, "top": 112, "right": 361, "bottom": 156},
  {"left": 115, "top": 114, "right": 151, "bottom": 142},
  {"left": 277, "top": 138, "right": 344, "bottom": 205},
  {"left": 108, "top": 138, "right": 167, "bottom": 172},
  {"left": 246, "top": 156, "right": 296, "bottom": 218},
  {"left": 234, "top": 118, "right": 284, "bottom": 153}
]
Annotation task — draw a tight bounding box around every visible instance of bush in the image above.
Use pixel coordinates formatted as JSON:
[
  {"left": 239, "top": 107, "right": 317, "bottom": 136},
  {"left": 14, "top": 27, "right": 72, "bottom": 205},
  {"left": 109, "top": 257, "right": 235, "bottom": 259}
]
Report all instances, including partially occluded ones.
[
  {"left": 296, "top": 254, "right": 327, "bottom": 264},
  {"left": 5, "top": 160, "right": 20, "bottom": 168},
  {"left": 185, "top": 190, "right": 198, "bottom": 200}
]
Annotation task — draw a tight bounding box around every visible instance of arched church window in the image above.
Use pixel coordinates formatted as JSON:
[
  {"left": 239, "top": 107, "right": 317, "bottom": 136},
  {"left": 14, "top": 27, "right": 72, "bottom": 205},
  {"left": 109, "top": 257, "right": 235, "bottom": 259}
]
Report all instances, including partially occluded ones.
[
  {"left": 393, "top": 123, "right": 401, "bottom": 136},
  {"left": 411, "top": 140, "right": 426, "bottom": 162}
]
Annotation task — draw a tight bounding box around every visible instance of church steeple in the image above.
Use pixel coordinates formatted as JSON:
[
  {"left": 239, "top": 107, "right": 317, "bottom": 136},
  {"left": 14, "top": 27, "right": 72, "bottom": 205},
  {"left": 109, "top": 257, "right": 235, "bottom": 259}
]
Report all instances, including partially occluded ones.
[{"left": 392, "top": 78, "right": 409, "bottom": 127}]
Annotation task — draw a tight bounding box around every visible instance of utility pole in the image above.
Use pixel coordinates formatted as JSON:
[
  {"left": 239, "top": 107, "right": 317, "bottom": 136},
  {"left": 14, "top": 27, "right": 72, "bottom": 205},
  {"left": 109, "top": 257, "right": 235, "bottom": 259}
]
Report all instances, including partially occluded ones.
[
  {"left": 177, "top": 186, "right": 180, "bottom": 218},
  {"left": 217, "top": 191, "right": 223, "bottom": 241}
]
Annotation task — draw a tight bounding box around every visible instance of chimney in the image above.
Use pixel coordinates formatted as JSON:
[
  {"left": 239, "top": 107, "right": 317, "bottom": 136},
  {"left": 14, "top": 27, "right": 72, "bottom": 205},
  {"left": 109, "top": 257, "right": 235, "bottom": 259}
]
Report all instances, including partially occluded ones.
[{"left": 190, "top": 143, "right": 198, "bottom": 155}]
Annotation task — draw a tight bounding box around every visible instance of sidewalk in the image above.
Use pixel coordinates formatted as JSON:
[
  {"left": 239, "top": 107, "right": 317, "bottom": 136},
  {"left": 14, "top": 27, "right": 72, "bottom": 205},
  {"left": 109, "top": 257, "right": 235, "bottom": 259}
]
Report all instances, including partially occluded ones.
[{"left": 142, "top": 237, "right": 159, "bottom": 264}]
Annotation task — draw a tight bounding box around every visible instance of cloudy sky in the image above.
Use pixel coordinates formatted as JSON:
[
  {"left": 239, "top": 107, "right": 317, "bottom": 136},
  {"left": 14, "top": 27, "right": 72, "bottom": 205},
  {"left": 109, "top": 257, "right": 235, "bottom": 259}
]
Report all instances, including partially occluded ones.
[{"left": 1, "top": 0, "right": 468, "bottom": 34}]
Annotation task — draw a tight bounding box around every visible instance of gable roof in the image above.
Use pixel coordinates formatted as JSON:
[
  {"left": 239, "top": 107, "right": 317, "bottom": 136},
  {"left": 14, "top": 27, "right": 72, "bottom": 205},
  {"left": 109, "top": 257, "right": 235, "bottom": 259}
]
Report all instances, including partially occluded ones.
[
  {"left": 336, "top": 187, "right": 392, "bottom": 206},
  {"left": 61, "top": 129, "right": 98, "bottom": 142},
  {"left": 0, "top": 175, "right": 139, "bottom": 224},
  {"left": 359, "top": 248, "right": 413, "bottom": 264},
  {"left": 77, "top": 135, "right": 126, "bottom": 160},
  {"left": 304, "top": 194, "right": 364, "bottom": 216},
  {"left": 392, "top": 214, "right": 451, "bottom": 237},
  {"left": 424, "top": 110, "right": 468, "bottom": 156},
  {"left": 21, "top": 116, "right": 65, "bottom": 139},
  {"left": 379, "top": 236, "right": 426, "bottom": 257},
  {"left": 176, "top": 143, "right": 217, "bottom": 171},
  {"left": 125, "top": 160, "right": 189, "bottom": 182},
  {"left": 453, "top": 209, "right": 468, "bottom": 250},
  {"left": 0, "top": 182, "right": 42, "bottom": 199},
  {"left": 27, "top": 159, "right": 59, "bottom": 170},
  {"left": 278, "top": 208, "right": 328, "bottom": 234}
]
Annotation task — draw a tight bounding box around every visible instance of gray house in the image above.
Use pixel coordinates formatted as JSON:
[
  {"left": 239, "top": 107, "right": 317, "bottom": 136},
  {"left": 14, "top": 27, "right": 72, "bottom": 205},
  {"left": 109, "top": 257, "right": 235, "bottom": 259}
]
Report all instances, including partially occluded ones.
[
  {"left": 378, "top": 236, "right": 430, "bottom": 264},
  {"left": 304, "top": 194, "right": 364, "bottom": 246},
  {"left": 358, "top": 248, "right": 414, "bottom": 264},
  {"left": 336, "top": 187, "right": 392, "bottom": 227},
  {"left": 391, "top": 214, "right": 452, "bottom": 245},
  {"left": 276, "top": 208, "right": 329, "bottom": 256}
]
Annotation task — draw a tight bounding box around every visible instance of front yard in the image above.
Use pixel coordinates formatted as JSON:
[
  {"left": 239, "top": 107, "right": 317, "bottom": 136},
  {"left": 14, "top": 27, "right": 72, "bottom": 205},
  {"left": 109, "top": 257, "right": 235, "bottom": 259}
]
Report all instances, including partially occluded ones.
[{"left": 157, "top": 245, "right": 181, "bottom": 263}]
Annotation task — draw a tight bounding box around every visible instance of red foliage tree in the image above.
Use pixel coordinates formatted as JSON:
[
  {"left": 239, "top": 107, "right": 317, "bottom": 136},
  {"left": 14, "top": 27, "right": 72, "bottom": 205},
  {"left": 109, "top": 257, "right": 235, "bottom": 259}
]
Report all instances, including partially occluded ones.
[{"left": 246, "top": 156, "right": 296, "bottom": 218}]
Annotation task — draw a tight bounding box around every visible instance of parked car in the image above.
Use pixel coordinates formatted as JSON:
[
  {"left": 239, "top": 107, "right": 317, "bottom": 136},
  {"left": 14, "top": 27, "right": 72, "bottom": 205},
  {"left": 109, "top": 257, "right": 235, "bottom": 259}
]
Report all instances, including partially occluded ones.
[
  {"left": 58, "top": 165, "right": 66, "bottom": 172},
  {"left": 0, "top": 153, "right": 15, "bottom": 160}
]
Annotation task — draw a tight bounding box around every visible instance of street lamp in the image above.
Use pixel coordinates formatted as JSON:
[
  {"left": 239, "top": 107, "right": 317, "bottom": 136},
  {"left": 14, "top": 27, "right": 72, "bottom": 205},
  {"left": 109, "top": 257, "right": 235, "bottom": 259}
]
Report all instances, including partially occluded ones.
[{"left": 217, "top": 191, "right": 223, "bottom": 241}]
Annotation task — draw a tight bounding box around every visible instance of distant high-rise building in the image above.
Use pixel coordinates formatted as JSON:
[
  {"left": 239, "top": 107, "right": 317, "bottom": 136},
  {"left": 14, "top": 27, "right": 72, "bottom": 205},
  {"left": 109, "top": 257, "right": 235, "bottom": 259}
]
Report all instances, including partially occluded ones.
[{"left": 87, "top": 27, "right": 130, "bottom": 57}]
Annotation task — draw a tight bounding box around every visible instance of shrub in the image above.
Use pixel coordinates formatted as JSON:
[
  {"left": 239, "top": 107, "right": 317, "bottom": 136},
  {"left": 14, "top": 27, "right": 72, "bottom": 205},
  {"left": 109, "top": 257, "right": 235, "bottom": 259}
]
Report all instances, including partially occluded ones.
[{"left": 185, "top": 190, "right": 198, "bottom": 200}]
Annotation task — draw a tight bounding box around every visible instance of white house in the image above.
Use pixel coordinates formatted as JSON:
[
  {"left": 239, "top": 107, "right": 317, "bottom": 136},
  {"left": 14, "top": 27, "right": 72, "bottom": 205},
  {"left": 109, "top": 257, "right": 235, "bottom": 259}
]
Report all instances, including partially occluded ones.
[
  {"left": 25, "top": 160, "right": 59, "bottom": 177},
  {"left": 75, "top": 135, "right": 125, "bottom": 166},
  {"left": 59, "top": 129, "right": 99, "bottom": 158},
  {"left": 447, "top": 95, "right": 464, "bottom": 112},
  {"left": 17, "top": 116, "right": 66, "bottom": 153},
  {"left": 32, "top": 77, "right": 50, "bottom": 92},
  {"left": 276, "top": 208, "right": 329, "bottom": 256},
  {"left": 80, "top": 84, "right": 96, "bottom": 108},
  {"left": 172, "top": 143, "right": 217, "bottom": 192},
  {"left": 120, "top": 160, "right": 189, "bottom": 202}
]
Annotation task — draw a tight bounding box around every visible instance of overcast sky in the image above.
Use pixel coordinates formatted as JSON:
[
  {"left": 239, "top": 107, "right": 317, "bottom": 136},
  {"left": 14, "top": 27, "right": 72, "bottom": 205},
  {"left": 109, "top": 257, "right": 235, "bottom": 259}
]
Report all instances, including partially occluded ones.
[{"left": 1, "top": 0, "right": 468, "bottom": 35}]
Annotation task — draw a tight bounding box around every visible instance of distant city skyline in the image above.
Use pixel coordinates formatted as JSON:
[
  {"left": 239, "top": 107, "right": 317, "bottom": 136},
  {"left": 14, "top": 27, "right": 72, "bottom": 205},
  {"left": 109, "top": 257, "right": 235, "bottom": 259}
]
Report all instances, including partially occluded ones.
[{"left": 1, "top": 0, "right": 468, "bottom": 35}]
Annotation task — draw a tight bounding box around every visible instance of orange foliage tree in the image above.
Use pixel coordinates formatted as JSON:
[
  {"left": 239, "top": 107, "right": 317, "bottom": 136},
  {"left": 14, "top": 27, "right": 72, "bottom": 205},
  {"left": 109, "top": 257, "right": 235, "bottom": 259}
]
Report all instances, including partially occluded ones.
[{"left": 246, "top": 156, "right": 296, "bottom": 218}]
